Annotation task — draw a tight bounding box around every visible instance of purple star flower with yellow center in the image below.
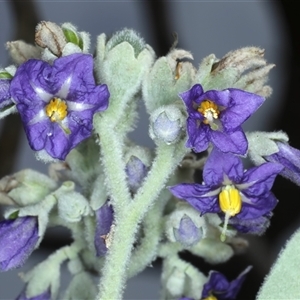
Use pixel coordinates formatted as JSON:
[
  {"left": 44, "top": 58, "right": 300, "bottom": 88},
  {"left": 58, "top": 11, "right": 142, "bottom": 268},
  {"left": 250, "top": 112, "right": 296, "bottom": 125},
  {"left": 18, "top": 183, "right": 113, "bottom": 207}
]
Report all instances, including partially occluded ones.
[
  {"left": 10, "top": 53, "right": 109, "bottom": 160},
  {"left": 180, "top": 84, "right": 264, "bottom": 155},
  {"left": 169, "top": 148, "right": 283, "bottom": 240}
]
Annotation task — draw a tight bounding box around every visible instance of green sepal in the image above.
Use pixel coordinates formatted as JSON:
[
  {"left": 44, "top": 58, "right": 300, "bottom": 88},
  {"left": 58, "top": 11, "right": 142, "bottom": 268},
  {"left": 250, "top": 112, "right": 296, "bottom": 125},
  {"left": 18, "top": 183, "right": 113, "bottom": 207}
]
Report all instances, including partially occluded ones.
[
  {"left": 8, "top": 210, "right": 19, "bottom": 219},
  {"left": 0, "top": 71, "right": 13, "bottom": 79},
  {"left": 106, "top": 28, "right": 146, "bottom": 58},
  {"left": 63, "top": 28, "right": 83, "bottom": 50},
  {"left": 143, "top": 49, "right": 195, "bottom": 113}
]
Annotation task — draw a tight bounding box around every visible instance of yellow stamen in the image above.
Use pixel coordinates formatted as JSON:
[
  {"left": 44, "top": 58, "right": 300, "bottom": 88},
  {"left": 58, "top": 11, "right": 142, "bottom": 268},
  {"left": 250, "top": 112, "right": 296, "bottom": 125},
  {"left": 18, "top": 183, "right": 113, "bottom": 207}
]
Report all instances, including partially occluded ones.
[
  {"left": 198, "top": 100, "right": 220, "bottom": 125},
  {"left": 219, "top": 187, "right": 242, "bottom": 217},
  {"left": 203, "top": 295, "right": 218, "bottom": 300},
  {"left": 219, "top": 186, "right": 242, "bottom": 242},
  {"left": 45, "top": 97, "right": 68, "bottom": 122}
]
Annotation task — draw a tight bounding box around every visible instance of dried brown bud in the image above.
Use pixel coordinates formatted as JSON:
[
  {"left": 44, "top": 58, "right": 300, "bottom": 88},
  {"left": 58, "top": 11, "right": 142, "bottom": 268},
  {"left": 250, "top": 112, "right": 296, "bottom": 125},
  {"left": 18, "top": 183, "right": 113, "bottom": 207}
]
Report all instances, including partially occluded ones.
[
  {"left": 6, "top": 40, "right": 41, "bottom": 65},
  {"left": 196, "top": 47, "right": 274, "bottom": 98},
  {"left": 166, "top": 49, "right": 195, "bottom": 80},
  {"left": 35, "top": 21, "right": 67, "bottom": 56}
]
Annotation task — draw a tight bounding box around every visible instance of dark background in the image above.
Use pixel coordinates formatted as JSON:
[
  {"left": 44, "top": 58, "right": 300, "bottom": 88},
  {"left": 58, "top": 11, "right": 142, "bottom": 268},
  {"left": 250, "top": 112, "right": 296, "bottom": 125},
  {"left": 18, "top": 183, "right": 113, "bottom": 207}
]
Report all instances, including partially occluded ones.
[{"left": 0, "top": 1, "right": 299, "bottom": 299}]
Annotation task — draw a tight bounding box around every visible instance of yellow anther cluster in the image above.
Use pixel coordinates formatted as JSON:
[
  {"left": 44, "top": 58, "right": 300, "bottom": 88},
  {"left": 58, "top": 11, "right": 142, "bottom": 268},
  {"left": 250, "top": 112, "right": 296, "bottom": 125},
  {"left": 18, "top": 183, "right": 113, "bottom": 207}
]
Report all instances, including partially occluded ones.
[
  {"left": 198, "top": 100, "right": 220, "bottom": 124},
  {"left": 219, "top": 186, "right": 242, "bottom": 217},
  {"left": 202, "top": 294, "right": 218, "bottom": 300},
  {"left": 45, "top": 97, "right": 68, "bottom": 122}
]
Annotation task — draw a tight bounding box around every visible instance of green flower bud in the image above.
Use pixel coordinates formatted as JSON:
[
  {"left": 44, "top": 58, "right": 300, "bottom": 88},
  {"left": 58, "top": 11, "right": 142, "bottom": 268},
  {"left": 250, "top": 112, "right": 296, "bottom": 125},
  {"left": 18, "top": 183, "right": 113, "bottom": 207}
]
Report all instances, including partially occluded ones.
[
  {"left": 0, "top": 169, "right": 57, "bottom": 206},
  {"left": 143, "top": 49, "right": 196, "bottom": 113}
]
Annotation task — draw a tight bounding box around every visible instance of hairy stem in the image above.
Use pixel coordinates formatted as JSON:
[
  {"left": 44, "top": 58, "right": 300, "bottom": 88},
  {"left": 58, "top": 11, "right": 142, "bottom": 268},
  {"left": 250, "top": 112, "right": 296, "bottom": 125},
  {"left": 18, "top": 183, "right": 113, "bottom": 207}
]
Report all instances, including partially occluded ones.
[{"left": 97, "top": 141, "right": 187, "bottom": 300}]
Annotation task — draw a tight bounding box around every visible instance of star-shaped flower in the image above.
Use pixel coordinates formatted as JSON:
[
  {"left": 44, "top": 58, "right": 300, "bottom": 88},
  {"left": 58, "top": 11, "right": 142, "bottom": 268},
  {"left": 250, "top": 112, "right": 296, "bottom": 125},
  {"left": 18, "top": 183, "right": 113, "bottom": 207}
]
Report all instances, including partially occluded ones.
[
  {"left": 169, "top": 148, "right": 283, "bottom": 238},
  {"left": 10, "top": 53, "right": 109, "bottom": 160},
  {"left": 180, "top": 84, "right": 264, "bottom": 155}
]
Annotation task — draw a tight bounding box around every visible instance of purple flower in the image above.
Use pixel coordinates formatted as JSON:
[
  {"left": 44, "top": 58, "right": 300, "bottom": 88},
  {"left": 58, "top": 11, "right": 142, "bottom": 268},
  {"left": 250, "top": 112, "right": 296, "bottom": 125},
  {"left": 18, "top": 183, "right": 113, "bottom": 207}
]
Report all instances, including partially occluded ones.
[
  {"left": 10, "top": 53, "right": 109, "bottom": 160},
  {"left": 180, "top": 84, "right": 263, "bottom": 155},
  {"left": 94, "top": 203, "right": 114, "bottom": 256},
  {"left": 265, "top": 142, "right": 300, "bottom": 186},
  {"left": 201, "top": 266, "right": 251, "bottom": 300},
  {"left": 229, "top": 213, "right": 271, "bottom": 235},
  {"left": 169, "top": 148, "right": 283, "bottom": 237},
  {"left": 16, "top": 288, "right": 51, "bottom": 300},
  {"left": 0, "top": 78, "right": 12, "bottom": 110},
  {"left": 0, "top": 216, "right": 39, "bottom": 271}
]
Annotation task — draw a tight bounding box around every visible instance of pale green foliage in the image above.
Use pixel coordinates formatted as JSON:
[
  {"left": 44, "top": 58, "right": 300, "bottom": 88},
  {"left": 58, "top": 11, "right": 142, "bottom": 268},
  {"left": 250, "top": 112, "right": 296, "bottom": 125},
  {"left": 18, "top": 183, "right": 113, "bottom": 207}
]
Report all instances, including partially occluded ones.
[
  {"left": 257, "top": 227, "right": 300, "bottom": 300},
  {"left": 64, "top": 272, "right": 97, "bottom": 300},
  {"left": 4, "top": 169, "right": 57, "bottom": 206},
  {"left": 143, "top": 49, "right": 195, "bottom": 113},
  {"left": 247, "top": 131, "right": 289, "bottom": 165},
  {"left": 56, "top": 182, "right": 92, "bottom": 222},
  {"left": 105, "top": 28, "right": 146, "bottom": 57}
]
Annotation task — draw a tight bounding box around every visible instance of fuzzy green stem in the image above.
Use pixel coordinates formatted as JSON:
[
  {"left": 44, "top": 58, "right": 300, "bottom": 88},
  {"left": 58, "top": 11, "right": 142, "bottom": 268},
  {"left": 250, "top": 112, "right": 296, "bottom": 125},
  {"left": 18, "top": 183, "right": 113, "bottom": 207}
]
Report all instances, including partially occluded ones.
[
  {"left": 97, "top": 141, "right": 187, "bottom": 300},
  {"left": 127, "top": 189, "right": 169, "bottom": 278},
  {"left": 93, "top": 113, "right": 132, "bottom": 211}
]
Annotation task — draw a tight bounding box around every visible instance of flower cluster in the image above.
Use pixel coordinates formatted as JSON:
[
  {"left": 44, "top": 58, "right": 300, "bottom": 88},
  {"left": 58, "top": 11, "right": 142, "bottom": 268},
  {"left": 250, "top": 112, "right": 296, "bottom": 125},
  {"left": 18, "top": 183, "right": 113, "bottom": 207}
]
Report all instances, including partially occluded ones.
[
  {"left": 167, "top": 78, "right": 288, "bottom": 298},
  {"left": 0, "top": 21, "right": 298, "bottom": 300}
]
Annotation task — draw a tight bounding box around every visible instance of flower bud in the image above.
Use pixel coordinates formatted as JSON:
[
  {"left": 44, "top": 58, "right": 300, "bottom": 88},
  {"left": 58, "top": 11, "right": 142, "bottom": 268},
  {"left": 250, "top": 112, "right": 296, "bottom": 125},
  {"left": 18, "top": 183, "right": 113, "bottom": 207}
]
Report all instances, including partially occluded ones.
[
  {"left": 247, "top": 131, "right": 300, "bottom": 186},
  {"left": 35, "top": 21, "right": 67, "bottom": 56},
  {"left": 94, "top": 203, "right": 114, "bottom": 256},
  {"left": 63, "top": 272, "right": 97, "bottom": 299},
  {"left": 124, "top": 145, "right": 151, "bottom": 193},
  {"left": 149, "top": 105, "right": 186, "bottom": 145},
  {"left": 125, "top": 155, "right": 148, "bottom": 193},
  {"left": 61, "top": 22, "right": 91, "bottom": 53},
  {"left": 20, "top": 255, "right": 61, "bottom": 300},
  {"left": 0, "top": 77, "right": 11, "bottom": 109},
  {"left": 56, "top": 181, "right": 91, "bottom": 223},
  {"left": 1, "top": 169, "right": 57, "bottom": 206},
  {"left": 16, "top": 288, "right": 51, "bottom": 300},
  {"left": 173, "top": 214, "right": 203, "bottom": 247},
  {"left": 6, "top": 41, "right": 41, "bottom": 65},
  {"left": 165, "top": 204, "right": 204, "bottom": 247},
  {"left": 0, "top": 66, "right": 17, "bottom": 119},
  {"left": 196, "top": 47, "right": 274, "bottom": 97},
  {"left": 143, "top": 49, "right": 196, "bottom": 113},
  {"left": 0, "top": 217, "right": 39, "bottom": 271}
]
